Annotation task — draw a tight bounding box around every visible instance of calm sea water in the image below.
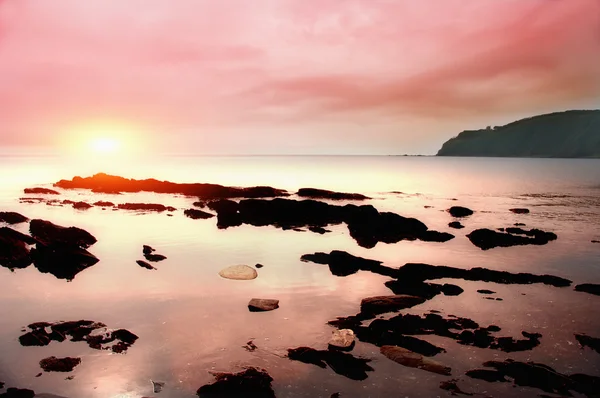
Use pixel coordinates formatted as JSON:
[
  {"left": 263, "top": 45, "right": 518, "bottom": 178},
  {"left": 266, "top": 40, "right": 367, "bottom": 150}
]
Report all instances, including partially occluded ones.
[{"left": 1, "top": 155, "right": 599, "bottom": 398}]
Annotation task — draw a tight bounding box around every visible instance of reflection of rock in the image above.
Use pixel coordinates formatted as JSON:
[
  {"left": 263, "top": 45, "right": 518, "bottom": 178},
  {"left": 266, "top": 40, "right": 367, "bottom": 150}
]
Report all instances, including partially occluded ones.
[
  {"left": 287, "top": 347, "right": 374, "bottom": 380},
  {"left": 219, "top": 265, "right": 258, "bottom": 280},
  {"left": 467, "top": 228, "right": 557, "bottom": 250},
  {"left": 439, "top": 379, "right": 473, "bottom": 396},
  {"left": 196, "top": 367, "right": 275, "bottom": 398},
  {"left": 509, "top": 208, "right": 530, "bottom": 214},
  {"left": 329, "top": 329, "right": 355, "bottom": 350},
  {"left": 447, "top": 206, "right": 473, "bottom": 217},
  {"left": 448, "top": 221, "right": 464, "bottom": 229},
  {"left": 0, "top": 212, "right": 28, "bottom": 225},
  {"left": 297, "top": 188, "right": 369, "bottom": 200},
  {"left": 184, "top": 209, "right": 215, "bottom": 219},
  {"left": 466, "top": 359, "right": 600, "bottom": 397},
  {"left": 575, "top": 284, "right": 600, "bottom": 296},
  {"left": 24, "top": 187, "right": 59, "bottom": 195},
  {"left": 31, "top": 243, "right": 99, "bottom": 280},
  {"left": 0, "top": 388, "right": 36, "bottom": 398},
  {"left": 30, "top": 219, "right": 96, "bottom": 248},
  {"left": 136, "top": 260, "right": 156, "bottom": 270},
  {"left": 575, "top": 334, "right": 600, "bottom": 354},
  {"left": 248, "top": 298, "right": 279, "bottom": 312},
  {"left": 360, "top": 295, "right": 426, "bottom": 316},
  {"left": 380, "top": 346, "right": 451, "bottom": 375},
  {"left": 301, "top": 250, "right": 395, "bottom": 277},
  {"left": 39, "top": 356, "right": 81, "bottom": 372}
]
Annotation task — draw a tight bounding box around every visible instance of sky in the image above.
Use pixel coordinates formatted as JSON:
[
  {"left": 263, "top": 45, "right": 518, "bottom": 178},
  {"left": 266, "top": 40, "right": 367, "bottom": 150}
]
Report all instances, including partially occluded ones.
[{"left": 0, "top": 0, "right": 599, "bottom": 155}]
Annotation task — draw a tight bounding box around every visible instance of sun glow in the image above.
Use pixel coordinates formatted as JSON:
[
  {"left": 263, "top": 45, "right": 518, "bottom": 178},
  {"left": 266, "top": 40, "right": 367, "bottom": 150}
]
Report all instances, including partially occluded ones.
[{"left": 89, "top": 137, "right": 121, "bottom": 154}]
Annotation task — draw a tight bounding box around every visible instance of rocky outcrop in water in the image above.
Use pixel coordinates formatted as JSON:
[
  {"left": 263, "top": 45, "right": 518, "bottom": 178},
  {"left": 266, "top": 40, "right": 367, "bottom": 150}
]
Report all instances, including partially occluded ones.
[
  {"left": 39, "top": 356, "right": 81, "bottom": 372},
  {"left": 0, "top": 227, "right": 35, "bottom": 268},
  {"left": 575, "top": 334, "right": 600, "bottom": 354},
  {"left": 467, "top": 228, "right": 557, "bottom": 250},
  {"left": 117, "top": 203, "right": 176, "bottom": 212},
  {"left": 24, "top": 187, "right": 59, "bottom": 195},
  {"left": 0, "top": 212, "right": 28, "bottom": 225},
  {"left": 297, "top": 188, "right": 369, "bottom": 200},
  {"left": 196, "top": 367, "right": 276, "bottom": 398},
  {"left": 575, "top": 283, "right": 600, "bottom": 296},
  {"left": 0, "top": 388, "right": 36, "bottom": 398},
  {"left": 184, "top": 209, "right": 215, "bottom": 219},
  {"left": 287, "top": 347, "right": 374, "bottom": 380},
  {"left": 447, "top": 206, "right": 473, "bottom": 217}
]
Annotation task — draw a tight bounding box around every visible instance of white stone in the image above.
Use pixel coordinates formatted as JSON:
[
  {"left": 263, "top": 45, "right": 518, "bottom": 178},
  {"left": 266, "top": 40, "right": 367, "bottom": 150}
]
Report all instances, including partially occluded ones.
[
  {"left": 218, "top": 265, "right": 258, "bottom": 280},
  {"left": 329, "top": 329, "right": 355, "bottom": 348}
]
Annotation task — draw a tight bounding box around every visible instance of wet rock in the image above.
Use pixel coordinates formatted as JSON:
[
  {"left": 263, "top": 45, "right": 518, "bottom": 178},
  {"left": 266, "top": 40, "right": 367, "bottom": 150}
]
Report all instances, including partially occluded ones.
[
  {"left": 19, "top": 320, "right": 138, "bottom": 353},
  {"left": 196, "top": 367, "right": 275, "bottom": 398},
  {"left": 308, "top": 226, "right": 331, "bottom": 234},
  {"left": 297, "top": 188, "right": 369, "bottom": 200},
  {"left": 477, "top": 289, "right": 496, "bottom": 294},
  {"left": 439, "top": 379, "right": 473, "bottom": 396},
  {"left": 0, "top": 212, "right": 28, "bottom": 225},
  {"left": 467, "top": 228, "right": 557, "bottom": 250},
  {"left": 509, "top": 208, "right": 530, "bottom": 214},
  {"left": 29, "top": 219, "right": 97, "bottom": 248},
  {"left": 136, "top": 260, "right": 156, "bottom": 270},
  {"left": 575, "top": 283, "right": 600, "bottom": 296},
  {"left": 219, "top": 265, "right": 258, "bottom": 280},
  {"left": 466, "top": 359, "right": 600, "bottom": 397},
  {"left": 329, "top": 329, "right": 355, "bottom": 350},
  {"left": 93, "top": 201, "right": 115, "bottom": 207},
  {"left": 447, "top": 206, "right": 473, "bottom": 217},
  {"left": 184, "top": 209, "right": 215, "bottom": 220},
  {"left": 301, "top": 250, "right": 396, "bottom": 277},
  {"left": 575, "top": 334, "right": 600, "bottom": 354},
  {"left": 448, "top": 221, "right": 464, "bottom": 229},
  {"left": 56, "top": 173, "right": 289, "bottom": 199},
  {"left": 39, "top": 356, "right": 81, "bottom": 372},
  {"left": 287, "top": 347, "right": 374, "bottom": 380},
  {"left": 151, "top": 381, "right": 165, "bottom": 393},
  {"left": 24, "top": 187, "right": 59, "bottom": 195},
  {"left": 0, "top": 388, "right": 36, "bottom": 398},
  {"left": 248, "top": 298, "right": 279, "bottom": 312},
  {"left": 380, "top": 346, "right": 451, "bottom": 375},
  {"left": 514, "top": 223, "right": 526, "bottom": 226},
  {"left": 144, "top": 253, "right": 166, "bottom": 262},
  {"left": 360, "top": 295, "right": 426, "bottom": 316},
  {"left": 0, "top": 227, "right": 35, "bottom": 268},
  {"left": 117, "top": 203, "right": 176, "bottom": 212},
  {"left": 255, "top": 263, "right": 264, "bottom": 269},
  {"left": 72, "top": 201, "right": 92, "bottom": 210}
]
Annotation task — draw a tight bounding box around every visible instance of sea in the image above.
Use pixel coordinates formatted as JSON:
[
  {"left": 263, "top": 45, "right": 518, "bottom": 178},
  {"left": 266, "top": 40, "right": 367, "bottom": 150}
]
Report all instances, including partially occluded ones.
[{"left": 0, "top": 155, "right": 599, "bottom": 398}]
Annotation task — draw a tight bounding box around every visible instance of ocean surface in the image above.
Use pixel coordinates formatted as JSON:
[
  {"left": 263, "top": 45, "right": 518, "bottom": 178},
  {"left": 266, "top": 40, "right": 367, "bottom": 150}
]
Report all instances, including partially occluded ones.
[{"left": 1, "top": 155, "right": 600, "bottom": 398}]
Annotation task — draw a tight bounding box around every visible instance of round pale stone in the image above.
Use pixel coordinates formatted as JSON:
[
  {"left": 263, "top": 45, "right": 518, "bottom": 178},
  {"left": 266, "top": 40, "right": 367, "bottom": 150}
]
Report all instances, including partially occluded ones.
[
  {"left": 329, "top": 329, "right": 355, "bottom": 348},
  {"left": 219, "top": 265, "right": 258, "bottom": 280}
]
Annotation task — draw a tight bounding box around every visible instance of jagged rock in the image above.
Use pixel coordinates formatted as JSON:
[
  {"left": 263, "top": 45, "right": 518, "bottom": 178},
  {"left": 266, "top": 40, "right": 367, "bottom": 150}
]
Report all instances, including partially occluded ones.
[
  {"left": 329, "top": 329, "right": 355, "bottom": 350},
  {"left": 248, "top": 299, "right": 279, "bottom": 312},
  {"left": 219, "top": 265, "right": 258, "bottom": 280},
  {"left": 575, "top": 284, "right": 600, "bottom": 296},
  {"left": 297, "top": 188, "right": 369, "bottom": 200},
  {"left": 196, "top": 367, "right": 275, "bottom": 398},
  {"left": 575, "top": 334, "right": 600, "bottom": 354},
  {"left": 29, "top": 219, "right": 96, "bottom": 248},
  {"left": 0, "top": 212, "right": 28, "bottom": 225},
  {"left": 447, "top": 206, "right": 473, "bottom": 217},
  {"left": 24, "top": 187, "right": 59, "bottom": 195},
  {"left": 184, "top": 209, "right": 215, "bottom": 220},
  {"left": 380, "top": 346, "right": 451, "bottom": 375},
  {"left": 39, "top": 356, "right": 81, "bottom": 372},
  {"left": 287, "top": 347, "right": 374, "bottom": 380}
]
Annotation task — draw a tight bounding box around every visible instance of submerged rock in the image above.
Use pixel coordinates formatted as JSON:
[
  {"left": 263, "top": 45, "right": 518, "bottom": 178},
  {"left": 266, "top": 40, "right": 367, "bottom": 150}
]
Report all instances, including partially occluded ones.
[
  {"left": 196, "top": 367, "right": 275, "bottom": 398},
  {"left": 117, "top": 203, "right": 176, "bottom": 212},
  {"left": 439, "top": 379, "right": 473, "bottom": 396},
  {"left": 575, "top": 334, "right": 600, "bottom": 354},
  {"left": 467, "top": 228, "right": 557, "bottom": 250},
  {"left": 575, "top": 283, "right": 600, "bottom": 296},
  {"left": 184, "top": 208, "right": 215, "bottom": 219},
  {"left": 219, "top": 265, "right": 258, "bottom": 280},
  {"left": 447, "top": 206, "right": 473, "bottom": 217},
  {"left": 360, "top": 295, "right": 426, "bottom": 316},
  {"left": 0, "top": 388, "right": 36, "bottom": 398},
  {"left": 448, "top": 221, "right": 464, "bottom": 229},
  {"left": 509, "top": 208, "right": 530, "bottom": 214},
  {"left": 287, "top": 347, "right": 374, "bottom": 380},
  {"left": 248, "top": 298, "right": 279, "bottom": 312},
  {"left": 329, "top": 329, "right": 356, "bottom": 350},
  {"left": 39, "top": 356, "right": 81, "bottom": 372},
  {"left": 0, "top": 212, "right": 28, "bottom": 225},
  {"left": 380, "top": 346, "right": 451, "bottom": 375},
  {"left": 24, "top": 187, "right": 59, "bottom": 195},
  {"left": 29, "top": 219, "right": 96, "bottom": 248},
  {"left": 297, "top": 188, "right": 369, "bottom": 200},
  {"left": 136, "top": 260, "right": 156, "bottom": 270}
]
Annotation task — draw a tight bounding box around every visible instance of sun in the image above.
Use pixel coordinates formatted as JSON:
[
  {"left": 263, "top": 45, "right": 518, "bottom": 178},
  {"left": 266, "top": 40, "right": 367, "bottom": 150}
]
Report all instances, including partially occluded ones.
[{"left": 89, "top": 137, "right": 121, "bottom": 154}]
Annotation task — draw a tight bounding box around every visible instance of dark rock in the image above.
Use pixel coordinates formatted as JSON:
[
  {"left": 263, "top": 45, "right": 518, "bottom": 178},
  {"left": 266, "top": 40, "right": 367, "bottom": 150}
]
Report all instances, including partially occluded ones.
[
  {"left": 72, "top": 201, "right": 92, "bottom": 210},
  {"left": 93, "top": 201, "right": 115, "bottom": 207},
  {"left": 592, "top": 240, "right": 600, "bottom": 243},
  {"left": 24, "top": 187, "right": 59, "bottom": 195},
  {"left": 420, "top": 230, "right": 455, "bottom": 242},
  {"left": 55, "top": 173, "right": 289, "bottom": 199},
  {"left": 255, "top": 263, "right": 264, "bottom": 269},
  {"left": 514, "top": 223, "right": 526, "bottom": 226},
  {"left": 467, "top": 228, "right": 557, "bottom": 250},
  {"left": 144, "top": 253, "right": 167, "bottom": 262},
  {"left": 248, "top": 298, "right": 279, "bottom": 312},
  {"left": 143, "top": 245, "right": 155, "bottom": 255},
  {"left": 117, "top": 203, "right": 176, "bottom": 212},
  {"left": 477, "top": 289, "right": 496, "bottom": 294},
  {"left": 136, "top": 260, "right": 156, "bottom": 270},
  {"left": 0, "top": 227, "right": 34, "bottom": 268},
  {"left": 385, "top": 280, "right": 464, "bottom": 300},
  {"left": 360, "top": 295, "right": 426, "bottom": 316},
  {"left": 301, "top": 250, "right": 396, "bottom": 277},
  {"left": 308, "top": 225, "right": 331, "bottom": 234},
  {"left": 575, "top": 334, "right": 600, "bottom": 354},
  {"left": 439, "top": 379, "right": 473, "bottom": 396},
  {"left": 0, "top": 388, "right": 36, "bottom": 398},
  {"left": 39, "top": 356, "right": 81, "bottom": 372},
  {"left": 287, "top": 347, "right": 374, "bottom": 380},
  {"left": 193, "top": 201, "right": 206, "bottom": 208},
  {"left": 447, "top": 206, "right": 473, "bottom": 217},
  {"left": 448, "top": 221, "right": 464, "bottom": 229},
  {"left": 31, "top": 243, "right": 99, "bottom": 280},
  {"left": 29, "top": 219, "right": 97, "bottom": 248},
  {"left": 0, "top": 212, "right": 28, "bottom": 225},
  {"left": 509, "top": 208, "right": 530, "bottom": 214},
  {"left": 184, "top": 209, "right": 215, "bottom": 220},
  {"left": 381, "top": 346, "right": 451, "bottom": 375},
  {"left": 297, "top": 188, "right": 369, "bottom": 200},
  {"left": 466, "top": 359, "right": 600, "bottom": 397},
  {"left": 196, "top": 367, "right": 275, "bottom": 398},
  {"left": 575, "top": 283, "right": 600, "bottom": 296}
]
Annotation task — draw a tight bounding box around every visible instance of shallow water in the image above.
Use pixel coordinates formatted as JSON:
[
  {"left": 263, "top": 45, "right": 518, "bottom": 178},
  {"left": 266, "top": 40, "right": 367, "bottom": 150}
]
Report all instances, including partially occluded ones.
[{"left": 1, "top": 155, "right": 600, "bottom": 397}]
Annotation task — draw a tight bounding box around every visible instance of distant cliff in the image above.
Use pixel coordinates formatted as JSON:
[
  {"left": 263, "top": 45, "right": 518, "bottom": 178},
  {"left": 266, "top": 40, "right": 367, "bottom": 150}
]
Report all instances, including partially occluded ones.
[{"left": 437, "top": 110, "right": 600, "bottom": 158}]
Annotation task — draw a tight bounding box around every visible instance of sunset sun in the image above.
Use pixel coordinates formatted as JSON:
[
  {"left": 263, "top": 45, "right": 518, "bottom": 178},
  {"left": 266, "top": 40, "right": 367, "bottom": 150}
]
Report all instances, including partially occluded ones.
[{"left": 89, "top": 137, "right": 121, "bottom": 154}]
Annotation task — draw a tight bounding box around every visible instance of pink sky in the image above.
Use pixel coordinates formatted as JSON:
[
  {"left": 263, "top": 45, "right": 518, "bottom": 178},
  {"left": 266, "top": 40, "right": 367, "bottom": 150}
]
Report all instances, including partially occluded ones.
[{"left": 0, "top": 0, "right": 599, "bottom": 154}]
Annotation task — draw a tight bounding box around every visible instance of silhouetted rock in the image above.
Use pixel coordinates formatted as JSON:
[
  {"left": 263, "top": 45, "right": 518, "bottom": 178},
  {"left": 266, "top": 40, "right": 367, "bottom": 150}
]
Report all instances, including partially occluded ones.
[
  {"left": 93, "top": 201, "right": 115, "bottom": 207},
  {"left": 297, "top": 188, "right": 369, "bottom": 200},
  {"left": 143, "top": 245, "right": 155, "bottom": 255},
  {"left": 385, "top": 280, "right": 464, "bottom": 300},
  {"left": 255, "top": 263, "right": 264, "bottom": 269},
  {"left": 360, "top": 295, "right": 426, "bottom": 316},
  {"left": 287, "top": 347, "right": 374, "bottom": 380},
  {"left": 439, "top": 379, "right": 473, "bottom": 396},
  {"left": 136, "top": 260, "right": 155, "bottom": 270},
  {"left": 448, "top": 221, "right": 464, "bottom": 229},
  {"left": 39, "top": 356, "right": 81, "bottom": 372},
  {"left": 466, "top": 359, "right": 600, "bottom": 397},
  {"left": 24, "top": 187, "right": 59, "bottom": 195},
  {"left": 308, "top": 225, "right": 331, "bottom": 234},
  {"left": 184, "top": 209, "right": 215, "bottom": 220},
  {"left": 575, "top": 334, "right": 600, "bottom": 354},
  {"left": 117, "top": 203, "right": 176, "bottom": 212},
  {"left": 592, "top": 240, "right": 600, "bottom": 243},
  {"left": 193, "top": 201, "right": 206, "bottom": 208},
  {"left": 301, "top": 250, "right": 396, "bottom": 277},
  {"left": 72, "top": 201, "right": 92, "bottom": 210},
  {"left": 0, "top": 388, "right": 36, "bottom": 398},
  {"left": 29, "top": 219, "right": 96, "bottom": 248},
  {"left": 477, "top": 289, "right": 495, "bottom": 294},
  {"left": 447, "top": 206, "right": 473, "bottom": 217},
  {"left": 0, "top": 212, "right": 28, "bottom": 225},
  {"left": 575, "top": 284, "right": 600, "bottom": 296},
  {"left": 144, "top": 253, "right": 166, "bottom": 262},
  {"left": 248, "top": 298, "right": 279, "bottom": 312},
  {"left": 380, "top": 346, "right": 451, "bottom": 375},
  {"left": 509, "top": 208, "right": 530, "bottom": 214},
  {"left": 55, "top": 173, "right": 289, "bottom": 200},
  {"left": 0, "top": 227, "right": 35, "bottom": 268},
  {"left": 196, "top": 367, "right": 275, "bottom": 398},
  {"left": 31, "top": 243, "right": 99, "bottom": 280},
  {"left": 467, "top": 228, "right": 557, "bottom": 250}
]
